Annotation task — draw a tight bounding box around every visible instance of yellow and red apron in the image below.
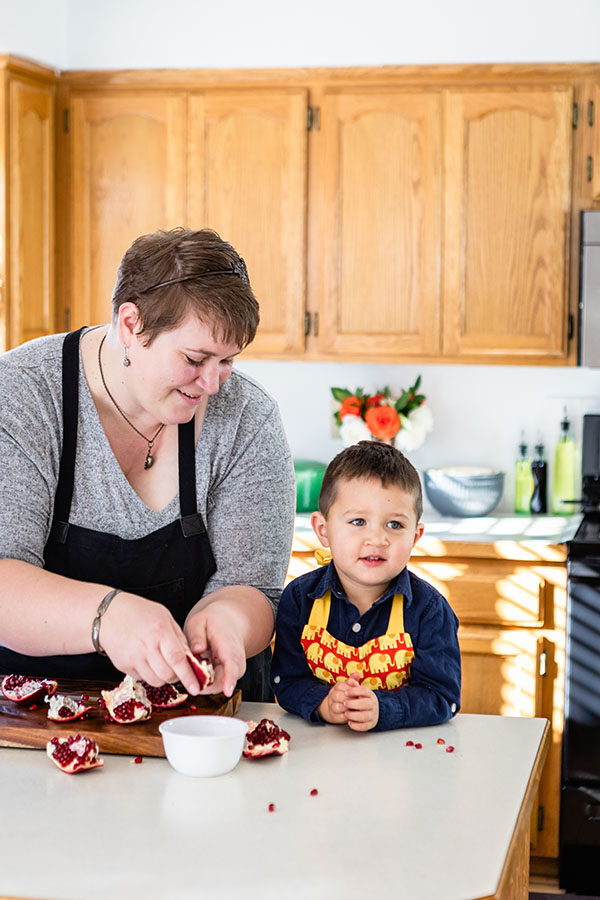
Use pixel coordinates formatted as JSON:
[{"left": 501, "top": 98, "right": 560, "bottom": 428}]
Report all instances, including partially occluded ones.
[{"left": 300, "top": 589, "right": 415, "bottom": 691}]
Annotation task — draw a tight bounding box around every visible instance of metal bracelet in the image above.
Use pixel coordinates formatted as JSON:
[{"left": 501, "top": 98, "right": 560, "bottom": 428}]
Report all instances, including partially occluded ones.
[{"left": 91, "top": 588, "right": 121, "bottom": 656}]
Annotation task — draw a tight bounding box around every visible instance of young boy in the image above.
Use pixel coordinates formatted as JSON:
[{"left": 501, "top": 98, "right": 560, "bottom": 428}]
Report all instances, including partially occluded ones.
[{"left": 271, "top": 440, "right": 461, "bottom": 732}]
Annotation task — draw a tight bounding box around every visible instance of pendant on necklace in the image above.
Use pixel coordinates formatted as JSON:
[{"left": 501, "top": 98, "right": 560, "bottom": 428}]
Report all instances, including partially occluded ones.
[{"left": 144, "top": 452, "right": 154, "bottom": 470}]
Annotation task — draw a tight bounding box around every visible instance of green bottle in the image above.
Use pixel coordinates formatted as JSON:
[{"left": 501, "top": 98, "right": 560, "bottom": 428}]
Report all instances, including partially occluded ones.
[
  {"left": 552, "top": 409, "right": 576, "bottom": 515},
  {"left": 515, "top": 436, "right": 534, "bottom": 514}
]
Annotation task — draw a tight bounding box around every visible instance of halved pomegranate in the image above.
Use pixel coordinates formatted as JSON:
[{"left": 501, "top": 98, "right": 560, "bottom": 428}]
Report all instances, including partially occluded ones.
[
  {"left": 45, "top": 693, "right": 94, "bottom": 722},
  {"left": 186, "top": 652, "right": 215, "bottom": 690},
  {"left": 139, "top": 681, "right": 187, "bottom": 709},
  {"left": 1, "top": 674, "right": 58, "bottom": 704},
  {"left": 46, "top": 734, "right": 104, "bottom": 774},
  {"left": 101, "top": 675, "right": 152, "bottom": 724},
  {"left": 243, "top": 718, "right": 291, "bottom": 758}
]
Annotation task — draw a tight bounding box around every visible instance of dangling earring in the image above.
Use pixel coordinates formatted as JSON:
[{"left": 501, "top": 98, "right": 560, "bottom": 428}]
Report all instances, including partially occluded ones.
[{"left": 122, "top": 347, "right": 130, "bottom": 368}]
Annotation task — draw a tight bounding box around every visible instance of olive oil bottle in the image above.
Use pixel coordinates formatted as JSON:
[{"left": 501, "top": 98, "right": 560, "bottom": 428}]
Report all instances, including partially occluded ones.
[
  {"left": 552, "top": 409, "right": 576, "bottom": 515},
  {"left": 515, "top": 436, "right": 534, "bottom": 514}
]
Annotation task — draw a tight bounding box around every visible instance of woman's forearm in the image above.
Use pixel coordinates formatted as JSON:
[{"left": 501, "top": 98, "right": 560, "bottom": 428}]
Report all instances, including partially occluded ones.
[
  {"left": 185, "top": 585, "right": 275, "bottom": 657},
  {"left": 0, "top": 559, "right": 112, "bottom": 656}
]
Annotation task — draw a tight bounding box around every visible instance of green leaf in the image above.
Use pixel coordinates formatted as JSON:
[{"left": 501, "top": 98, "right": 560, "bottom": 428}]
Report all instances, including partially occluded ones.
[
  {"left": 413, "top": 394, "right": 425, "bottom": 404},
  {"left": 331, "top": 387, "right": 351, "bottom": 402},
  {"left": 355, "top": 387, "right": 364, "bottom": 399},
  {"left": 395, "top": 390, "right": 411, "bottom": 411},
  {"left": 413, "top": 374, "right": 422, "bottom": 392}
]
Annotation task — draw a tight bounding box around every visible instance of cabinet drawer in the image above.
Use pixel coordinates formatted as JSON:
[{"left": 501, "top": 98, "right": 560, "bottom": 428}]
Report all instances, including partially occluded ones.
[{"left": 408, "top": 559, "right": 556, "bottom": 627}]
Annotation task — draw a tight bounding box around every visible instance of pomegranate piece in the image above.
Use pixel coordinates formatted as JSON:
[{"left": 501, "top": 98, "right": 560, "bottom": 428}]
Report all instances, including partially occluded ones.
[
  {"left": 186, "top": 652, "right": 215, "bottom": 690},
  {"left": 1, "top": 674, "right": 58, "bottom": 704},
  {"left": 243, "top": 718, "right": 291, "bottom": 758},
  {"left": 446, "top": 746, "right": 455, "bottom": 753},
  {"left": 46, "top": 734, "right": 104, "bottom": 774},
  {"left": 437, "top": 738, "right": 446, "bottom": 745},
  {"left": 45, "top": 693, "right": 93, "bottom": 722},
  {"left": 101, "top": 675, "right": 152, "bottom": 724},
  {"left": 139, "top": 681, "right": 187, "bottom": 709},
  {"left": 268, "top": 803, "right": 275, "bottom": 812},
  {"left": 134, "top": 756, "right": 143, "bottom": 764},
  {"left": 414, "top": 743, "right": 423, "bottom": 749},
  {"left": 405, "top": 740, "right": 414, "bottom": 747},
  {"left": 310, "top": 788, "right": 318, "bottom": 796}
]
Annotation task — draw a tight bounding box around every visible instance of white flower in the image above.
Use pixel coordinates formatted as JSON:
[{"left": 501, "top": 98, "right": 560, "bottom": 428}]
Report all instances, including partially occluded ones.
[
  {"left": 339, "top": 414, "right": 372, "bottom": 447},
  {"left": 394, "top": 403, "right": 434, "bottom": 453}
]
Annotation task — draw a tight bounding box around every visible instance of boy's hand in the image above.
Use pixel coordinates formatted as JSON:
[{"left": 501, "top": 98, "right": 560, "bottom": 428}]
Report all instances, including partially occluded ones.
[
  {"left": 317, "top": 679, "right": 352, "bottom": 724},
  {"left": 344, "top": 675, "right": 379, "bottom": 731}
]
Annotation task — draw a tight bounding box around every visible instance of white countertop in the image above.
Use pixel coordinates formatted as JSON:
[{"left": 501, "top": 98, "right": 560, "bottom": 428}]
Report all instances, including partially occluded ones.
[{"left": 0, "top": 703, "right": 548, "bottom": 900}]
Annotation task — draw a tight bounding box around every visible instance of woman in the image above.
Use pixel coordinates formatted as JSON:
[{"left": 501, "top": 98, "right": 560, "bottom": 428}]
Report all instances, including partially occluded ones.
[{"left": 0, "top": 228, "right": 296, "bottom": 701}]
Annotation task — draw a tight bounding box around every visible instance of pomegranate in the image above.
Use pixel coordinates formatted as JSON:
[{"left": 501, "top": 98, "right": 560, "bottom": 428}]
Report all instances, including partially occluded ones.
[
  {"left": 139, "top": 681, "right": 187, "bottom": 709},
  {"left": 101, "top": 675, "right": 152, "bottom": 724},
  {"left": 45, "top": 693, "right": 93, "bottom": 722},
  {"left": 186, "top": 652, "right": 215, "bottom": 690},
  {"left": 46, "top": 734, "right": 104, "bottom": 774},
  {"left": 243, "top": 719, "right": 291, "bottom": 758},
  {"left": 1, "top": 674, "right": 58, "bottom": 703}
]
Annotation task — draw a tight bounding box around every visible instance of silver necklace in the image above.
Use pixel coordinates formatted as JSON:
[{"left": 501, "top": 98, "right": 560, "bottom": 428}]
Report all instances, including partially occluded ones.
[{"left": 98, "top": 334, "right": 165, "bottom": 470}]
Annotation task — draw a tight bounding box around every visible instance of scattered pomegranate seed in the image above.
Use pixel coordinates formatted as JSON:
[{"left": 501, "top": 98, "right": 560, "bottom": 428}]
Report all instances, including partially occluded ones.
[
  {"left": 414, "top": 743, "right": 422, "bottom": 749},
  {"left": 190, "top": 705, "right": 197, "bottom": 711},
  {"left": 405, "top": 740, "right": 414, "bottom": 746},
  {"left": 104, "top": 714, "right": 110, "bottom": 721},
  {"left": 97, "top": 698, "right": 106, "bottom": 709},
  {"left": 446, "top": 746, "right": 455, "bottom": 753},
  {"left": 134, "top": 756, "right": 143, "bottom": 764},
  {"left": 29, "top": 704, "right": 38, "bottom": 710},
  {"left": 268, "top": 803, "right": 275, "bottom": 812},
  {"left": 437, "top": 738, "right": 445, "bottom": 744},
  {"left": 81, "top": 693, "right": 89, "bottom": 701},
  {"left": 310, "top": 788, "right": 318, "bottom": 796}
]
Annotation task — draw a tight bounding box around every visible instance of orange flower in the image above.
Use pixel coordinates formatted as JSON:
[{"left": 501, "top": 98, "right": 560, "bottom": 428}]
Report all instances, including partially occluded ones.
[
  {"left": 365, "top": 393, "right": 385, "bottom": 409},
  {"left": 365, "top": 405, "right": 401, "bottom": 440},
  {"left": 338, "top": 395, "right": 362, "bottom": 419}
]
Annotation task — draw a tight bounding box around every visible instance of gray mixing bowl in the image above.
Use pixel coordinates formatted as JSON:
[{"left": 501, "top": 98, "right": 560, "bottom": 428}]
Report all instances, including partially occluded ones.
[{"left": 424, "top": 467, "right": 505, "bottom": 517}]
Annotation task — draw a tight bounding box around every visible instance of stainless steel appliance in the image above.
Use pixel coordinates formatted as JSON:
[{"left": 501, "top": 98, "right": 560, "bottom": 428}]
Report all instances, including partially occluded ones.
[
  {"left": 559, "top": 413, "right": 600, "bottom": 892},
  {"left": 579, "top": 210, "right": 600, "bottom": 368}
]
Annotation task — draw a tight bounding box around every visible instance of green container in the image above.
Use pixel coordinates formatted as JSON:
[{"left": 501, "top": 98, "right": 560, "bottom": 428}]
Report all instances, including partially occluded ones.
[{"left": 294, "top": 459, "right": 327, "bottom": 513}]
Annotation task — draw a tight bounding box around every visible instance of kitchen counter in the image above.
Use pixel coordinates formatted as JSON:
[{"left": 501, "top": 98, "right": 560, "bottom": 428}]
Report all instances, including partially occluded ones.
[{"left": 0, "top": 703, "right": 549, "bottom": 900}]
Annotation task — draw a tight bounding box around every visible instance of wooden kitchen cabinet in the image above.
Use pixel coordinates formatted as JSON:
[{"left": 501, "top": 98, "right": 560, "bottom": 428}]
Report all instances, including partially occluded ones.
[
  {"left": 289, "top": 530, "right": 567, "bottom": 860},
  {"left": 0, "top": 56, "right": 56, "bottom": 352}
]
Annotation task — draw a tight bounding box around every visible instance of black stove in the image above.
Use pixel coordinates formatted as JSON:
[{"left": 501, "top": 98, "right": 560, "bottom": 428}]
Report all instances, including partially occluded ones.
[{"left": 560, "top": 415, "right": 600, "bottom": 894}]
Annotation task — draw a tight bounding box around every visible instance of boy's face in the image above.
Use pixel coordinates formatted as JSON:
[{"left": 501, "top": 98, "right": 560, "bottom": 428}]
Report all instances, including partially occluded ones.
[{"left": 311, "top": 476, "right": 424, "bottom": 599}]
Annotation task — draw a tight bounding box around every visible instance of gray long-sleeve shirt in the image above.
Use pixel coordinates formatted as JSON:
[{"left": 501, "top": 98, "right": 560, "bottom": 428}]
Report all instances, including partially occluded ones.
[{"left": 0, "top": 331, "right": 296, "bottom": 614}]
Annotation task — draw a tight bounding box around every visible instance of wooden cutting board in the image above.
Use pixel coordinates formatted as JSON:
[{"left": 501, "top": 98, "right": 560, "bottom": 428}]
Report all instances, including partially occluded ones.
[{"left": 0, "top": 678, "right": 242, "bottom": 757}]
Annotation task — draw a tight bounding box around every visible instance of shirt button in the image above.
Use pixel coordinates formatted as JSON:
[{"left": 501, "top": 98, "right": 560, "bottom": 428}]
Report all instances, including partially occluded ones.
[
  {"left": 451, "top": 703, "right": 456, "bottom": 713},
  {"left": 273, "top": 675, "right": 281, "bottom": 684},
  {"left": 352, "top": 622, "right": 361, "bottom": 633}
]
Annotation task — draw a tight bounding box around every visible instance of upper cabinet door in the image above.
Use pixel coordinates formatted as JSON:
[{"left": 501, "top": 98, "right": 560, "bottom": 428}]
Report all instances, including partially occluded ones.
[
  {"left": 69, "top": 94, "right": 187, "bottom": 328},
  {"left": 316, "top": 90, "right": 442, "bottom": 358},
  {"left": 8, "top": 77, "right": 55, "bottom": 348},
  {"left": 188, "top": 90, "right": 307, "bottom": 356},
  {"left": 443, "top": 88, "right": 573, "bottom": 360}
]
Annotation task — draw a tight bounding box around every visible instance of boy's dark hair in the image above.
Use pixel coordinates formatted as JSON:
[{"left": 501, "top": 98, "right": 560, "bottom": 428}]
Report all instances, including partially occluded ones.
[{"left": 319, "top": 440, "right": 423, "bottom": 520}]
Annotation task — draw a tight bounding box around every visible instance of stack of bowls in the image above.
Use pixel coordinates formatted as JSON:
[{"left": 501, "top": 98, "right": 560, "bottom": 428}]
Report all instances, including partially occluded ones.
[{"left": 423, "top": 467, "right": 505, "bottom": 517}]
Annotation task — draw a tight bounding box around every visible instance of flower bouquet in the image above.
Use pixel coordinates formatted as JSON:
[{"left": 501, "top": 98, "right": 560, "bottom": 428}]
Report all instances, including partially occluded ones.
[{"left": 331, "top": 376, "right": 433, "bottom": 453}]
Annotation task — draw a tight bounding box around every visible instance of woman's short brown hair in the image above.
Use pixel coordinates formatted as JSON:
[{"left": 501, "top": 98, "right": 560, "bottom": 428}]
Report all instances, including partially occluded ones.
[
  {"left": 319, "top": 440, "right": 423, "bottom": 521},
  {"left": 111, "top": 227, "right": 259, "bottom": 347}
]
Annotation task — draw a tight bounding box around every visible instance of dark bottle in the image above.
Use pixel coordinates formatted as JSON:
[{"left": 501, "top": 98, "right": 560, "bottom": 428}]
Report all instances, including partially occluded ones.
[{"left": 530, "top": 442, "right": 548, "bottom": 514}]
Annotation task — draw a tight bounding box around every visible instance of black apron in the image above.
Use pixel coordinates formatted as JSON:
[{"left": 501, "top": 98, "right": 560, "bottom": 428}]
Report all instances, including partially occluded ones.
[{"left": 0, "top": 328, "right": 272, "bottom": 700}]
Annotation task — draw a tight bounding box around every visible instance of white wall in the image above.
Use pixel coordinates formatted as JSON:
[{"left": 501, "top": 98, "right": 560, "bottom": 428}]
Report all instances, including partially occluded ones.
[{"left": 1, "top": 0, "right": 599, "bottom": 512}]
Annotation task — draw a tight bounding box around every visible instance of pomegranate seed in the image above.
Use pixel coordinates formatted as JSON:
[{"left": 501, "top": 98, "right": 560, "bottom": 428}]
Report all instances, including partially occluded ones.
[
  {"left": 437, "top": 738, "right": 445, "bottom": 744},
  {"left": 310, "top": 788, "right": 318, "bottom": 796},
  {"left": 97, "top": 698, "right": 106, "bottom": 709},
  {"left": 190, "top": 705, "right": 197, "bottom": 711},
  {"left": 134, "top": 756, "right": 143, "bottom": 764},
  {"left": 104, "top": 714, "right": 110, "bottom": 721},
  {"left": 446, "top": 746, "right": 455, "bottom": 753},
  {"left": 81, "top": 693, "right": 89, "bottom": 701},
  {"left": 405, "top": 740, "right": 414, "bottom": 746},
  {"left": 415, "top": 743, "right": 422, "bottom": 749},
  {"left": 268, "top": 803, "right": 275, "bottom": 812},
  {"left": 29, "top": 704, "right": 38, "bottom": 710}
]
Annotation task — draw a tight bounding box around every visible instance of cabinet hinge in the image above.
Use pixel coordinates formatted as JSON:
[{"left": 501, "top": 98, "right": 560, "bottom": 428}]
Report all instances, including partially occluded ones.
[
  {"left": 588, "top": 100, "right": 595, "bottom": 127},
  {"left": 306, "top": 106, "right": 321, "bottom": 131},
  {"left": 568, "top": 313, "right": 574, "bottom": 342},
  {"left": 539, "top": 650, "right": 548, "bottom": 677},
  {"left": 304, "top": 311, "right": 311, "bottom": 336},
  {"left": 587, "top": 155, "right": 594, "bottom": 183},
  {"left": 64, "top": 308, "right": 71, "bottom": 331},
  {"left": 537, "top": 804, "right": 545, "bottom": 832},
  {"left": 63, "top": 109, "right": 70, "bottom": 134},
  {"left": 572, "top": 102, "right": 579, "bottom": 129}
]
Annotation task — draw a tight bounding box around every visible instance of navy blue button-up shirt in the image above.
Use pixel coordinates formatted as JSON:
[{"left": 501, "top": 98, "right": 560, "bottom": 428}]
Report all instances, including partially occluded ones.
[{"left": 271, "top": 562, "right": 461, "bottom": 732}]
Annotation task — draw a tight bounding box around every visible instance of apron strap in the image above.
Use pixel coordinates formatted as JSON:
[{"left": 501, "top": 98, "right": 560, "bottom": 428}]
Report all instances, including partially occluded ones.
[
  {"left": 53, "top": 328, "right": 86, "bottom": 527},
  {"left": 178, "top": 417, "right": 207, "bottom": 538},
  {"left": 387, "top": 594, "right": 405, "bottom": 633},
  {"left": 307, "top": 590, "right": 331, "bottom": 628}
]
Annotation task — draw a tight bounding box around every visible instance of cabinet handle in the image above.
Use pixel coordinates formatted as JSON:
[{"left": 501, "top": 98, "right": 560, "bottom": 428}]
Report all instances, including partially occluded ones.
[
  {"left": 313, "top": 312, "right": 319, "bottom": 337},
  {"left": 539, "top": 650, "right": 548, "bottom": 677},
  {"left": 304, "top": 311, "right": 311, "bottom": 336},
  {"left": 587, "top": 155, "right": 594, "bottom": 182}
]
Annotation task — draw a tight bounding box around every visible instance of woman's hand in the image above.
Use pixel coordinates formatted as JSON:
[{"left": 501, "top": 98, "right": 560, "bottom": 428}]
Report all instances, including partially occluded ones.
[
  {"left": 184, "top": 603, "right": 247, "bottom": 697},
  {"left": 99, "top": 592, "right": 202, "bottom": 694}
]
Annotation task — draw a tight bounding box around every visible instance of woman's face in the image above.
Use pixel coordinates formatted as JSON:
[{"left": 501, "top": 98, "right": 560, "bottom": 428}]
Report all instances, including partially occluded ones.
[{"left": 129, "top": 312, "right": 242, "bottom": 423}]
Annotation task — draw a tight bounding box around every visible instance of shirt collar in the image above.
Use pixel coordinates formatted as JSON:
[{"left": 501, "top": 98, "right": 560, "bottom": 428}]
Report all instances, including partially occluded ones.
[{"left": 308, "top": 562, "right": 414, "bottom": 608}]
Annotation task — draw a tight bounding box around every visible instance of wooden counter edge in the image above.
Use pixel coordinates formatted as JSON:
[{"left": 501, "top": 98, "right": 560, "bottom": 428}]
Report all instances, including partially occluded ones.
[{"left": 475, "top": 718, "right": 551, "bottom": 900}]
